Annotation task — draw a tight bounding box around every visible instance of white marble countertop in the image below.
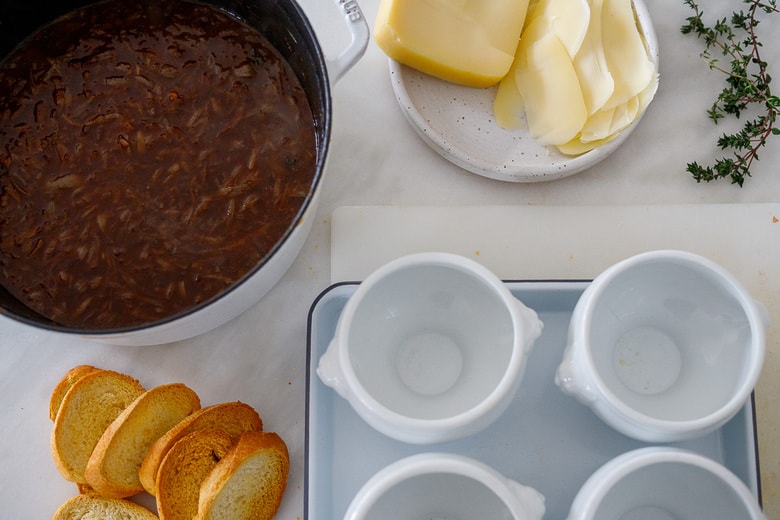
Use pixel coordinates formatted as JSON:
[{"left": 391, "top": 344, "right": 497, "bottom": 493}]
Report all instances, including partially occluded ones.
[{"left": 1, "top": 0, "right": 779, "bottom": 518}]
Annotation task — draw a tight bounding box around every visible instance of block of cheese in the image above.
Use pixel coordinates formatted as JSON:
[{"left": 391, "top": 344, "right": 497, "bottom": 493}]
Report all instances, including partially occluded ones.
[{"left": 374, "top": 0, "right": 530, "bottom": 88}]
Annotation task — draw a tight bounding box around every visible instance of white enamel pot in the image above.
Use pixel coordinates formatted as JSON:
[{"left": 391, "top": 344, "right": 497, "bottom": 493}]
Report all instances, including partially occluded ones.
[{"left": 0, "top": 0, "right": 369, "bottom": 345}]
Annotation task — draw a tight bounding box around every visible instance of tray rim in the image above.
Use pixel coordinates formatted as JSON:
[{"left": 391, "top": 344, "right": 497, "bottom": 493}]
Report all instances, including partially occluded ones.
[{"left": 304, "top": 280, "right": 763, "bottom": 519}]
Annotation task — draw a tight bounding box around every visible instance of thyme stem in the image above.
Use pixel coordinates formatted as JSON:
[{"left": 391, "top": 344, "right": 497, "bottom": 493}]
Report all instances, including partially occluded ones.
[{"left": 681, "top": 0, "right": 780, "bottom": 186}]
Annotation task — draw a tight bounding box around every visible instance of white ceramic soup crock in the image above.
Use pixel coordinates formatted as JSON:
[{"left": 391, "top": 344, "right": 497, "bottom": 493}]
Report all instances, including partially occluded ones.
[
  {"left": 317, "top": 252, "right": 543, "bottom": 444},
  {"left": 567, "top": 447, "right": 766, "bottom": 520},
  {"left": 344, "top": 453, "right": 546, "bottom": 520},
  {"left": 556, "top": 250, "right": 767, "bottom": 442}
]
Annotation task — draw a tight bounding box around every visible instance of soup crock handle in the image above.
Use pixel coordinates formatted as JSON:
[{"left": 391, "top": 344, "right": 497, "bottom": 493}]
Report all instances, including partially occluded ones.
[
  {"left": 327, "top": 0, "right": 370, "bottom": 86},
  {"left": 554, "top": 344, "right": 599, "bottom": 404},
  {"left": 505, "top": 479, "right": 546, "bottom": 519},
  {"left": 316, "top": 334, "right": 350, "bottom": 399},
  {"left": 512, "top": 299, "right": 543, "bottom": 353}
]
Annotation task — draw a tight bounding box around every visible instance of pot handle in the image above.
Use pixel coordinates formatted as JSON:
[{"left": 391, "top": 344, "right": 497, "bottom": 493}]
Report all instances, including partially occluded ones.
[{"left": 327, "top": 0, "right": 370, "bottom": 86}]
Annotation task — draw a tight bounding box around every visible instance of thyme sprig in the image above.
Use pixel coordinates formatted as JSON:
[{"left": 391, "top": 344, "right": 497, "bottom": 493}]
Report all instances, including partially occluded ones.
[{"left": 681, "top": 0, "right": 780, "bottom": 186}]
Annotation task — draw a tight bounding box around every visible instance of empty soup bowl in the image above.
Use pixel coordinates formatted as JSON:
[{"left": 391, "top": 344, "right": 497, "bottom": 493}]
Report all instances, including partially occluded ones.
[
  {"left": 317, "top": 252, "right": 543, "bottom": 444},
  {"left": 556, "top": 250, "right": 767, "bottom": 442},
  {"left": 344, "top": 453, "right": 545, "bottom": 520},
  {"left": 567, "top": 447, "right": 766, "bottom": 520}
]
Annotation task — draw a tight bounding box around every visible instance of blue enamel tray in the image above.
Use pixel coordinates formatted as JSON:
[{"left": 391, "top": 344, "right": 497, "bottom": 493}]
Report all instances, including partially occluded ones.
[{"left": 305, "top": 281, "right": 761, "bottom": 519}]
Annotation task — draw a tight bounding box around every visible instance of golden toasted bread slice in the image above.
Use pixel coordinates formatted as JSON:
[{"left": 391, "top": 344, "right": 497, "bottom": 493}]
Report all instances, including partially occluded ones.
[
  {"left": 52, "top": 494, "right": 158, "bottom": 520},
  {"left": 85, "top": 383, "right": 201, "bottom": 498},
  {"left": 51, "top": 369, "right": 146, "bottom": 484},
  {"left": 49, "top": 365, "right": 101, "bottom": 421},
  {"left": 195, "top": 431, "right": 289, "bottom": 520},
  {"left": 76, "top": 482, "right": 94, "bottom": 494},
  {"left": 140, "top": 401, "right": 262, "bottom": 495},
  {"left": 156, "top": 428, "right": 235, "bottom": 520}
]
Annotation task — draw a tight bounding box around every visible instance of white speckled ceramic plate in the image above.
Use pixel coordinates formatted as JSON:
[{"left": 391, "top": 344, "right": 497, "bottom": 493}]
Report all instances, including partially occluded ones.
[{"left": 388, "top": 0, "right": 658, "bottom": 183}]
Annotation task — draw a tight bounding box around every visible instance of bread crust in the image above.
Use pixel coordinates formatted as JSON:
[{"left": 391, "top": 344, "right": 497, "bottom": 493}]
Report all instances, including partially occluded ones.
[
  {"left": 52, "top": 494, "right": 158, "bottom": 520},
  {"left": 195, "top": 431, "right": 289, "bottom": 520},
  {"left": 85, "top": 383, "right": 201, "bottom": 498},
  {"left": 50, "top": 369, "right": 146, "bottom": 484},
  {"left": 49, "top": 365, "right": 101, "bottom": 421},
  {"left": 139, "top": 401, "right": 262, "bottom": 495},
  {"left": 156, "top": 428, "right": 235, "bottom": 520}
]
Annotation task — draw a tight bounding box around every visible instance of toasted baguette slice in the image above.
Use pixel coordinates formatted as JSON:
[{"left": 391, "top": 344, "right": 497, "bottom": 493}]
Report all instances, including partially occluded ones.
[
  {"left": 140, "top": 401, "right": 263, "bottom": 495},
  {"left": 85, "top": 383, "right": 201, "bottom": 498},
  {"left": 76, "top": 482, "right": 95, "bottom": 494},
  {"left": 156, "top": 428, "right": 235, "bottom": 520},
  {"left": 51, "top": 369, "right": 146, "bottom": 484},
  {"left": 49, "top": 365, "right": 101, "bottom": 421},
  {"left": 52, "top": 494, "right": 158, "bottom": 520},
  {"left": 195, "top": 431, "right": 289, "bottom": 520}
]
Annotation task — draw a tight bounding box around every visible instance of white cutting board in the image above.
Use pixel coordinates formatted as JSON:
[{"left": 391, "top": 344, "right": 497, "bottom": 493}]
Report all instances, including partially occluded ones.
[{"left": 331, "top": 203, "right": 780, "bottom": 510}]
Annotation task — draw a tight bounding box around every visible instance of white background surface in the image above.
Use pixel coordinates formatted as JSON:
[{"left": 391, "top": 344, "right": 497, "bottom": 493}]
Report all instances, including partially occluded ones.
[{"left": 1, "top": 0, "right": 779, "bottom": 519}]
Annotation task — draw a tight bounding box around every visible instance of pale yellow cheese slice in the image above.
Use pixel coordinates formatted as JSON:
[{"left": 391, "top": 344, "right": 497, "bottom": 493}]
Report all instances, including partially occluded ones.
[
  {"left": 572, "top": 0, "right": 614, "bottom": 115},
  {"left": 513, "top": 18, "right": 588, "bottom": 145},
  {"left": 580, "top": 99, "right": 636, "bottom": 142},
  {"left": 374, "top": 0, "right": 531, "bottom": 88},
  {"left": 493, "top": 67, "right": 526, "bottom": 129},
  {"left": 637, "top": 71, "right": 660, "bottom": 113},
  {"left": 525, "top": 0, "right": 541, "bottom": 28},
  {"left": 558, "top": 71, "right": 658, "bottom": 154},
  {"left": 529, "top": 0, "right": 590, "bottom": 57},
  {"left": 556, "top": 133, "right": 617, "bottom": 156},
  {"left": 494, "top": 13, "right": 552, "bottom": 130},
  {"left": 584, "top": 70, "right": 658, "bottom": 141},
  {"left": 600, "top": 0, "right": 655, "bottom": 110}
]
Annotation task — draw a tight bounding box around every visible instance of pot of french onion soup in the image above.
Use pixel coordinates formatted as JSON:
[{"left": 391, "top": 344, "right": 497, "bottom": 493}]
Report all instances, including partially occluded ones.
[{"left": 0, "top": 0, "right": 368, "bottom": 345}]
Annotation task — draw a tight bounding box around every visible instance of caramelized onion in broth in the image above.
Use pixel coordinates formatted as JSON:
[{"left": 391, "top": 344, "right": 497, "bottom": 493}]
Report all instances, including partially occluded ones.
[{"left": 0, "top": 0, "right": 317, "bottom": 329}]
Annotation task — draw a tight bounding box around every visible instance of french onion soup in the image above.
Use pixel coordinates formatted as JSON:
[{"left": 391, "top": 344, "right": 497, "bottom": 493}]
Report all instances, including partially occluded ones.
[{"left": 0, "top": 0, "right": 317, "bottom": 329}]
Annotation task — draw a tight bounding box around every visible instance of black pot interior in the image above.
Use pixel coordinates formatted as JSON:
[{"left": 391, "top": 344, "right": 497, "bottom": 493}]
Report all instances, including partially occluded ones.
[{"left": 0, "top": 0, "right": 331, "bottom": 331}]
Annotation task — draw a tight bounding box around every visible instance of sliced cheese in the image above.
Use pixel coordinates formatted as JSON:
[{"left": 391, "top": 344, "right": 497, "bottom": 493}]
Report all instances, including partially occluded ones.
[
  {"left": 600, "top": 0, "right": 655, "bottom": 110},
  {"left": 525, "top": 0, "right": 541, "bottom": 28},
  {"left": 493, "top": 67, "right": 526, "bottom": 129},
  {"left": 529, "top": 0, "right": 590, "bottom": 57},
  {"left": 579, "top": 107, "right": 617, "bottom": 143},
  {"left": 572, "top": 0, "right": 614, "bottom": 115},
  {"left": 637, "top": 71, "right": 660, "bottom": 114},
  {"left": 583, "top": 69, "right": 658, "bottom": 141},
  {"left": 580, "top": 101, "right": 631, "bottom": 142},
  {"left": 514, "top": 18, "right": 588, "bottom": 145},
  {"left": 559, "top": 70, "right": 658, "bottom": 153},
  {"left": 556, "top": 133, "right": 617, "bottom": 156},
  {"left": 494, "top": 13, "right": 552, "bottom": 130},
  {"left": 374, "top": 0, "right": 531, "bottom": 88}
]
